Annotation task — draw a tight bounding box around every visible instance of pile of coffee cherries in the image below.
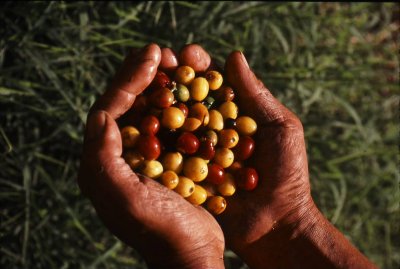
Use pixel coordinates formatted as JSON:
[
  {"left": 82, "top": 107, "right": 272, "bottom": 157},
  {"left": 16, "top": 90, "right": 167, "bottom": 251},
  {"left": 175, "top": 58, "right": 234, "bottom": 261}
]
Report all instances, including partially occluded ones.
[{"left": 120, "top": 65, "right": 258, "bottom": 215}]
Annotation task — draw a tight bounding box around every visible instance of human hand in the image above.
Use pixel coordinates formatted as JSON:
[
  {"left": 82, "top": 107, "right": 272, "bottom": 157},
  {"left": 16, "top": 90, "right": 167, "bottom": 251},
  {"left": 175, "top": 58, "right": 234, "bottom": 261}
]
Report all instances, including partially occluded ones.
[
  {"left": 77, "top": 44, "right": 224, "bottom": 269},
  {"left": 218, "top": 51, "right": 377, "bottom": 269}
]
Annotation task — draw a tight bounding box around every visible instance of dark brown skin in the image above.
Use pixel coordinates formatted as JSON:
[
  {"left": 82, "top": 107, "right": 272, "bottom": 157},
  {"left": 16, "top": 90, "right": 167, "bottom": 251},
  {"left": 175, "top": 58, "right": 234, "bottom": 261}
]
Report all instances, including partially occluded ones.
[{"left": 78, "top": 44, "right": 378, "bottom": 269}]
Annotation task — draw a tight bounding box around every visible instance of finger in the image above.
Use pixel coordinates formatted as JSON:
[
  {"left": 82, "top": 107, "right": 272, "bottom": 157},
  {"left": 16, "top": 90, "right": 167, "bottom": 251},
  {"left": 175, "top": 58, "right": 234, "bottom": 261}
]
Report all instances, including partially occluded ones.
[
  {"left": 78, "top": 110, "right": 140, "bottom": 197},
  {"left": 225, "top": 51, "right": 295, "bottom": 125},
  {"left": 160, "top": 47, "right": 178, "bottom": 74},
  {"left": 178, "top": 44, "right": 211, "bottom": 73},
  {"left": 92, "top": 44, "right": 161, "bottom": 119}
]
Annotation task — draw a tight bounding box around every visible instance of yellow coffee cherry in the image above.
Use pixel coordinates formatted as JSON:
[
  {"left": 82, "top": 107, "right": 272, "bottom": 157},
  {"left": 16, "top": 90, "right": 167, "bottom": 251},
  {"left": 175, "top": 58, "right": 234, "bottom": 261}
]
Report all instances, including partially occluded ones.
[
  {"left": 160, "top": 170, "right": 179, "bottom": 190},
  {"left": 236, "top": 116, "right": 258, "bottom": 136},
  {"left": 218, "top": 173, "right": 236, "bottom": 196},
  {"left": 123, "top": 150, "right": 144, "bottom": 170},
  {"left": 205, "top": 130, "right": 218, "bottom": 146},
  {"left": 121, "top": 126, "right": 140, "bottom": 148},
  {"left": 161, "top": 152, "right": 183, "bottom": 174},
  {"left": 181, "top": 117, "right": 202, "bottom": 132},
  {"left": 190, "top": 77, "right": 209, "bottom": 101},
  {"left": 186, "top": 185, "right": 207, "bottom": 205},
  {"left": 207, "top": 196, "right": 227, "bottom": 215},
  {"left": 175, "top": 66, "right": 195, "bottom": 85},
  {"left": 161, "top": 107, "right": 185, "bottom": 129},
  {"left": 205, "top": 70, "right": 223, "bottom": 90},
  {"left": 189, "top": 102, "right": 209, "bottom": 126},
  {"left": 174, "top": 176, "right": 195, "bottom": 198},
  {"left": 218, "top": 129, "right": 239, "bottom": 149},
  {"left": 183, "top": 157, "right": 208, "bottom": 182},
  {"left": 213, "top": 148, "right": 234, "bottom": 168},
  {"left": 141, "top": 160, "right": 163, "bottom": 179},
  {"left": 208, "top": 110, "right": 224, "bottom": 131},
  {"left": 218, "top": 101, "right": 238, "bottom": 120}
]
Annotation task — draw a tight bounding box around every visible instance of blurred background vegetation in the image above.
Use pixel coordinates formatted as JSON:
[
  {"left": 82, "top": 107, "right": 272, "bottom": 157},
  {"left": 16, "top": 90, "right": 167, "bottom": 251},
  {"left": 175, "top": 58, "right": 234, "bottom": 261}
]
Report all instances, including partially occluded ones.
[{"left": 0, "top": 2, "right": 398, "bottom": 269}]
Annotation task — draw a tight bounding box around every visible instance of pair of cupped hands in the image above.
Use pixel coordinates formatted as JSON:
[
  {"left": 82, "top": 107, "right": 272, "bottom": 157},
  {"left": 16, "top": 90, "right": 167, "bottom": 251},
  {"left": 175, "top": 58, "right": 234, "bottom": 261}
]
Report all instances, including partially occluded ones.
[{"left": 77, "top": 44, "right": 375, "bottom": 269}]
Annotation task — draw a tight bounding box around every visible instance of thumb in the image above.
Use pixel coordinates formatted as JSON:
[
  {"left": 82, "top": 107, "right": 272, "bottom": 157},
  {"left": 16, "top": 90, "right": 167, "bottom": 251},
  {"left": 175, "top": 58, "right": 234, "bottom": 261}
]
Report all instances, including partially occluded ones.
[
  {"left": 225, "top": 51, "right": 289, "bottom": 125},
  {"left": 78, "top": 110, "right": 138, "bottom": 197}
]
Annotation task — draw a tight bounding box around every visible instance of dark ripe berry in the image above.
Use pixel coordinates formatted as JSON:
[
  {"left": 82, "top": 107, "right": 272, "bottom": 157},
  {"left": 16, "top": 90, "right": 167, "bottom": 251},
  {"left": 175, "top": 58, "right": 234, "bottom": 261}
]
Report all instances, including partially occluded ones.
[
  {"left": 232, "top": 136, "right": 255, "bottom": 161},
  {"left": 218, "top": 86, "right": 235, "bottom": 102},
  {"left": 197, "top": 139, "right": 216, "bottom": 160},
  {"left": 224, "top": 118, "right": 237, "bottom": 129},
  {"left": 150, "top": 87, "right": 175, "bottom": 108},
  {"left": 138, "top": 135, "right": 161, "bottom": 160},
  {"left": 140, "top": 115, "right": 160, "bottom": 135},
  {"left": 206, "top": 163, "right": 225, "bottom": 185},
  {"left": 177, "top": 132, "right": 200, "bottom": 154},
  {"left": 150, "top": 71, "right": 171, "bottom": 90},
  {"left": 236, "top": 167, "right": 259, "bottom": 191},
  {"left": 175, "top": 102, "right": 189, "bottom": 117}
]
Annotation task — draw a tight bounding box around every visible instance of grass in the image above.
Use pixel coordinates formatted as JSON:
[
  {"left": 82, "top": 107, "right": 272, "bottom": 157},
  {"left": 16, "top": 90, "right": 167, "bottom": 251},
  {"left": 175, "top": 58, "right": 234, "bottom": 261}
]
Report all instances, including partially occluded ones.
[{"left": 0, "top": 2, "right": 399, "bottom": 268}]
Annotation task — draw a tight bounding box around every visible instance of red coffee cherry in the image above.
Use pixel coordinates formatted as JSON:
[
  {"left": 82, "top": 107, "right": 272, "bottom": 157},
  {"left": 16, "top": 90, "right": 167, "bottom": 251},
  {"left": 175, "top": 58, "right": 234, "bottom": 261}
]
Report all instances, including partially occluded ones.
[
  {"left": 233, "top": 136, "right": 255, "bottom": 161},
  {"left": 140, "top": 115, "right": 160, "bottom": 135},
  {"left": 138, "top": 135, "right": 161, "bottom": 160},
  {"left": 206, "top": 163, "right": 225, "bottom": 185},
  {"left": 236, "top": 167, "right": 259, "bottom": 191},
  {"left": 197, "top": 139, "right": 216, "bottom": 160},
  {"left": 177, "top": 132, "right": 200, "bottom": 155}
]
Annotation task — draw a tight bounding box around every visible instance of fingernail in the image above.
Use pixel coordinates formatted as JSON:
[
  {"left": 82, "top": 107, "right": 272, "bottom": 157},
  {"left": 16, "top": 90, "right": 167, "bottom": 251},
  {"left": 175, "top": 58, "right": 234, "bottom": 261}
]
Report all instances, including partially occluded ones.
[
  {"left": 86, "top": 111, "right": 106, "bottom": 141},
  {"left": 240, "top": 51, "right": 249, "bottom": 68}
]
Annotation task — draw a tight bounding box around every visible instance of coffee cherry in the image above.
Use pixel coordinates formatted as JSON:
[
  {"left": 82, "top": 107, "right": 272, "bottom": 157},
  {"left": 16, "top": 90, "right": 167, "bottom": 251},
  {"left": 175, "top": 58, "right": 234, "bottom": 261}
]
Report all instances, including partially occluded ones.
[
  {"left": 140, "top": 115, "right": 160, "bottom": 135},
  {"left": 177, "top": 132, "right": 199, "bottom": 154},
  {"left": 206, "top": 163, "right": 225, "bottom": 185},
  {"left": 218, "top": 173, "right": 236, "bottom": 196},
  {"left": 181, "top": 117, "right": 202, "bottom": 132},
  {"left": 150, "top": 70, "right": 171, "bottom": 90},
  {"left": 161, "top": 107, "right": 185, "bottom": 129},
  {"left": 197, "top": 139, "right": 215, "bottom": 160},
  {"left": 121, "top": 126, "right": 140, "bottom": 148},
  {"left": 150, "top": 87, "right": 174, "bottom": 108},
  {"left": 202, "top": 96, "right": 215, "bottom": 109},
  {"left": 175, "top": 66, "right": 195, "bottom": 85},
  {"left": 160, "top": 171, "right": 179, "bottom": 189},
  {"left": 189, "top": 102, "right": 209, "bottom": 126},
  {"left": 204, "top": 130, "right": 218, "bottom": 146},
  {"left": 175, "top": 102, "right": 189, "bottom": 117},
  {"left": 208, "top": 110, "right": 224, "bottom": 131},
  {"left": 186, "top": 185, "right": 207, "bottom": 205},
  {"left": 236, "top": 116, "right": 257, "bottom": 136},
  {"left": 206, "top": 196, "right": 227, "bottom": 215},
  {"left": 161, "top": 152, "right": 183, "bottom": 174},
  {"left": 183, "top": 157, "right": 208, "bottom": 182},
  {"left": 218, "top": 129, "right": 239, "bottom": 149},
  {"left": 141, "top": 160, "right": 163, "bottom": 179},
  {"left": 174, "top": 84, "right": 190, "bottom": 102},
  {"left": 219, "top": 86, "right": 235, "bottom": 102},
  {"left": 175, "top": 176, "right": 195, "bottom": 197},
  {"left": 205, "top": 70, "right": 223, "bottom": 90},
  {"left": 123, "top": 150, "right": 144, "bottom": 170},
  {"left": 190, "top": 77, "right": 209, "bottom": 101},
  {"left": 236, "top": 167, "right": 259, "bottom": 191},
  {"left": 213, "top": 148, "right": 234, "bottom": 168},
  {"left": 233, "top": 136, "right": 255, "bottom": 161},
  {"left": 219, "top": 101, "right": 238, "bottom": 120},
  {"left": 138, "top": 135, "right": 161, "bottom": 160}
]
